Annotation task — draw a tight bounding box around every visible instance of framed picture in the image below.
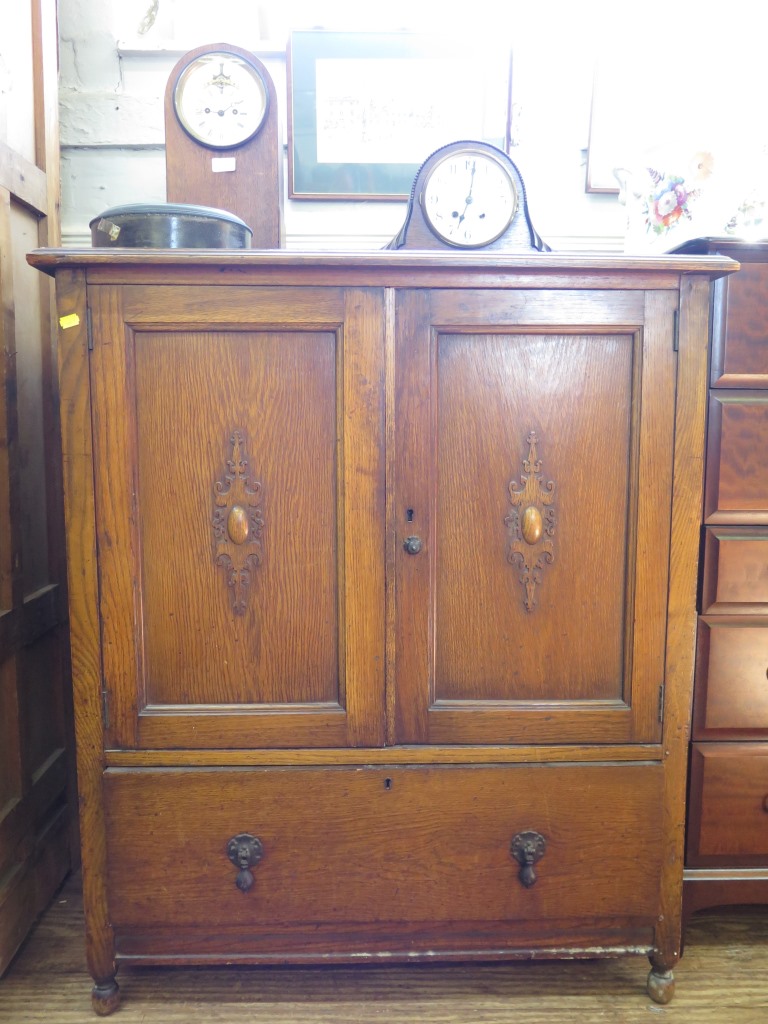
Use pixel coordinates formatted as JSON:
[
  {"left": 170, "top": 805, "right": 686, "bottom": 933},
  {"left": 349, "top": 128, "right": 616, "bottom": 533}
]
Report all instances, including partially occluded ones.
[
  {"left": 585, "top": 61, "right": 623, "bottom": 194},
  {"left": 287, "top": 30, "right": 512, "bottom": 201},
  {"left": 586, "top": 56, "right": 658, "bottom": 195}
]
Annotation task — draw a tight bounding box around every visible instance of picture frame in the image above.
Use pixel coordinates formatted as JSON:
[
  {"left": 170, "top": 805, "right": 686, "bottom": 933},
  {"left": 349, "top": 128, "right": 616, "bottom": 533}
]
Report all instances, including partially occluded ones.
[
  {"left": 287, "top": 30, "right": 512, "bottom": 201},
  {"left": 585, "top": 61, "right": 622, "bottom": 194},
  {"left": 586, "top": 55, "right": 655, "bottom": 196}
]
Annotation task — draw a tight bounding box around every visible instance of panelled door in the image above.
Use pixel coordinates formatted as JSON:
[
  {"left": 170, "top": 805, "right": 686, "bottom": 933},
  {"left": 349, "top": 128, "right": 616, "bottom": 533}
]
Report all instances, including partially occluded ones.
[
  {"left": 0, "top": 0, "right": 74, "bottom": 975},
  {"left": 393, "top": 286, "right": 679, "bottom": 745},
  {"left": 89, "top": 284, "right": 385, "bottom": 750}
]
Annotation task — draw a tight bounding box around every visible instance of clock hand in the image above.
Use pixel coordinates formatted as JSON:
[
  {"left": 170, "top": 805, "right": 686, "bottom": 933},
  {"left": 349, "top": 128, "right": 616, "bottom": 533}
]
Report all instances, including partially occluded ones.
[{"left": 453, "top": 162, "right": 478, "bottom": 228}]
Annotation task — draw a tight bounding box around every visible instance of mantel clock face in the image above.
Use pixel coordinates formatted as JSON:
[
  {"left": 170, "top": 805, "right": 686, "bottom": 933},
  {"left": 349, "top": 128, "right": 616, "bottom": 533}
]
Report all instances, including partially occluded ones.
[
  {"left": 421, "top": 145, "right": 518, "bottom": 248},
  {"left": 388, "top": 140, "right": 549, "bottom": 253},
  {"left": 172, "top": 50, "right": 270, "bottom": 150}
]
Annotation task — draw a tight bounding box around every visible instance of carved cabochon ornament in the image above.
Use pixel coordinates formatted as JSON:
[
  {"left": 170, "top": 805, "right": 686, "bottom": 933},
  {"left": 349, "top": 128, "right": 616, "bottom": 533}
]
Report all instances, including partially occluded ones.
[
  {"left": 212, "top": 430, "right": 265, "bottom": 614},
  {"left": 505, "top": 431, "right": 556, "bottom": 612}
]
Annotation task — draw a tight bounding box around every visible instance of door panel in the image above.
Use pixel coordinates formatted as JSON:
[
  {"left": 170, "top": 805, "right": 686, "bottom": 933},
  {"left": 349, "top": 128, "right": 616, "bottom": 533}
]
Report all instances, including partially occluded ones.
[
  {"left": 90, "top": 285, "right": 385, "bottom": 750},
  {"left": 0, "top": 0, "right": 73, "bottom": 978},
  {"left": 136, "top": 329, "right": 340, "bottom": 707},
  {"left": 394, "top": 288, "right": 677, "bottom": 745},
  {"left": 434, "top": 331, "right": 631, "bottom": 702}
]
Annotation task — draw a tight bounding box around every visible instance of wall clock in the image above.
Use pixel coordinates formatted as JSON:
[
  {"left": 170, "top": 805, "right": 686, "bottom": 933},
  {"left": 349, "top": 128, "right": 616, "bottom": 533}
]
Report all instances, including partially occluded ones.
[
  {"left": 388, "top": 141, "right": 549, "bottom": 252},
  {"left": 164, "top": 43, "right": 283, "bottom": 248}
]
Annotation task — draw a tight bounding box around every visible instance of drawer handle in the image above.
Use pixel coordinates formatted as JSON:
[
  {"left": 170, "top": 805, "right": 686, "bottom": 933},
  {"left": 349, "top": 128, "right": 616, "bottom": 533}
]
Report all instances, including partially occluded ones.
[
  {"left": 226, "top": 833, "right": 264, "bottom": 893},
  {"left": 510, "top": 830, "right": 547, "bottom": 888}
]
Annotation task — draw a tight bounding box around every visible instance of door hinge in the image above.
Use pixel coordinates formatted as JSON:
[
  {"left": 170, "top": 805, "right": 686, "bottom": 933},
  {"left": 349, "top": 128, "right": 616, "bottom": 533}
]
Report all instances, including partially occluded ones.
[
  {"left": 101, "top": 688, "right": 110, "bottom": 730},
  {"left": 658, "top": 682, "right": 665, "bottom": 723},
  {"left": 672, "top": 308, "right": 679, "bottom": 352},
  {"left": 86, "top": 307, "right": 94, "bottom": 351}
]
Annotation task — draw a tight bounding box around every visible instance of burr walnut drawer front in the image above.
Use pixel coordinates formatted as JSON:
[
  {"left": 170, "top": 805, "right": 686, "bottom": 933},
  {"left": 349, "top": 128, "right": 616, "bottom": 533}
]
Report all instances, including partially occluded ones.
[
  {"left": 693, "top": 620, "right": 768, "bottom": 737},
  {"left": 103, "top": 764, "right": 663, "bottom": 959},
  {"left": 701, "top": 528, "right": 768, "bottom": 614},
  {"left": 705, "top": 393, "right": 768, "bottom": 523},
  {"left": 688, "top": 744, "right": 768, "bottom": 865},
  {"left": 711, "top": 263, "right": 768, "bottom": 386}
]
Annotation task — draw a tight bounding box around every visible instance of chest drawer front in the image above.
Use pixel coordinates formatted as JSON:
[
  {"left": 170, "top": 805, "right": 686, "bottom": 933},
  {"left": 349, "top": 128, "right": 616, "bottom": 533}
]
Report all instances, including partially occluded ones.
[
  {"left": 688, "top": 744, "right": 768, "bottom": 865},
  {"left": 701, "top": 528, "right": 768, "bottom": 614},
  {"left": 711, "top": 264, "right": 768, "bottom": 387},
  {"left": 705, "top": 393, "right": 768, "bottom": 523},
  {"left": 694, "top": 620, "right": 768, "bottom": 737},
  {"left": 104, "top": 764, "right": 662, "bottom": 957}
]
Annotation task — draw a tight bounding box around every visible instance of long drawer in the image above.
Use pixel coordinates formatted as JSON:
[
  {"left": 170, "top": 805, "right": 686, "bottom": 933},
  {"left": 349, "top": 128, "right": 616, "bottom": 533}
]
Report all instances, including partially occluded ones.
[
  {"left": 104, "top": 763, "right": 663, "bottom": 961},
  {"left": 688, "top": 744, "right": 768, "bottom": 866}
]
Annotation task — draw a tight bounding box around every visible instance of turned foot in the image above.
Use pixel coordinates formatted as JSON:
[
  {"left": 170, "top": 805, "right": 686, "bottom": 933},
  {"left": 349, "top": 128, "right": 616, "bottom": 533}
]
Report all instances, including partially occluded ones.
[
  {"left": 91, "top": 980, "right": 120, "bottom": 1016},
  {"left": 647, "top": 967, "right": 675, "bottom": 1004}
]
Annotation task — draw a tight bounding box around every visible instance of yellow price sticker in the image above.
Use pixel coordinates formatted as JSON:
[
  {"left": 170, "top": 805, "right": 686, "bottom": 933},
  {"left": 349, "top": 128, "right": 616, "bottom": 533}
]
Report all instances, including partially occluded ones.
[{"left": 59, "top": 313, "right": 81, "bottom": 330}]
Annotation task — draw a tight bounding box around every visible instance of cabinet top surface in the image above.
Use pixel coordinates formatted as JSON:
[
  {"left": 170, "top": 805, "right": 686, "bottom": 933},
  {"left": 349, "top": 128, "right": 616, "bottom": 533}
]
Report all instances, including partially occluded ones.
[{"left": 27, "top": 247, "right": 738, "bottom": 285}]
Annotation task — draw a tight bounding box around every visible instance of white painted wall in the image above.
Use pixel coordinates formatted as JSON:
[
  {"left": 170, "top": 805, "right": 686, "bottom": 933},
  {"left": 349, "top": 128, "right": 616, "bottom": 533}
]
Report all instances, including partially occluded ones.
[{"left": 57, "top": 0, "right": 765, "bottom": 252}]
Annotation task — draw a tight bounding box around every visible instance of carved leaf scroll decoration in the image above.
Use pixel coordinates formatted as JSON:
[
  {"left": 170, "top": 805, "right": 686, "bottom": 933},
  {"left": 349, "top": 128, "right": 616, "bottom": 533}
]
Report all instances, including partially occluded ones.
[
  {"left": 212, "top": 430, "right": 264, "bottom": 615},
  {"left": 505, "top": 431, "right": 556, "bottom": 612}
]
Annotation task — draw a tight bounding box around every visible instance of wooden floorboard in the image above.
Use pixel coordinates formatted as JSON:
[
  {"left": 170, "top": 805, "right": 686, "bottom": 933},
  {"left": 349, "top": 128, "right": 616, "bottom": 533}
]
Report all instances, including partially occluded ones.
[{"left": 1, "top": 872, "right": 768, "bottom": 1022}]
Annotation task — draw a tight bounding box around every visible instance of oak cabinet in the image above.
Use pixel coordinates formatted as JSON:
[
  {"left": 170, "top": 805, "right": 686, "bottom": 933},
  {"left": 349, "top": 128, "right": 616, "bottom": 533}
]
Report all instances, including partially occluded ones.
[
  {"left": 674, "top": 239, "right": 768, "bottom": 919},
  {"left": 27, "top": 248, "right": 735, "bottom": 1014}
]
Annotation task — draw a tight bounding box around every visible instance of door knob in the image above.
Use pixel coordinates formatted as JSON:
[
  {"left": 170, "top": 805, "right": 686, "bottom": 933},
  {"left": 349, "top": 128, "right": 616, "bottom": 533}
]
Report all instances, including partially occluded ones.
[{"left": 403, "top": 536, "right": 423, "bottom": 555}]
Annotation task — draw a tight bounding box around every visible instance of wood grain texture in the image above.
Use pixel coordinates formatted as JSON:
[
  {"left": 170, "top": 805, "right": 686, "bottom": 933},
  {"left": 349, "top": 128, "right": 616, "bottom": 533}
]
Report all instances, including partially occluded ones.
[
  {"left": 88, "top": 283, "right": 385, "bottom": 751},
  {"left": 701, "top": 527, "right": 768, "bottom": 614},
  {"left": 693, "top": 619, "right": 768, "bottom": 736},
  {"left": 54, "top": 269, "right": 114, "bottom": 987},
  {"left": 688, "top": 744, "right": 768, "bottom": 864},
  {"left": 3, "top": 872, "right": 768, "bottom": 1024},
  {"left": 28, "top": 247, "right": 738, "bottom": 282},
  {"left": 711, "top": 263, "right": 768, "bottom": 386},
  {"left": 102, "top": 764, "right": 663, "bottom": 935},
  {"left": 682, "top": 239, "right": 768, "bottom": 921},
  {"left": 29, "top": 250, "right": 736, "bottom": 1007},
  {"left": 393, "top": 287, "right": 676, "bottom": 747},
  {"left": 654, "top": 274, "right": 712, "bottom": 973},
  {"left": 164, "top": 43, "right": 283, "bottom": 247},
  {"left": 705, "top": 392, "right": 768, "bottom": 522},
  {"left": 0, "top": 0, "right": 73, "bottom": 975}
]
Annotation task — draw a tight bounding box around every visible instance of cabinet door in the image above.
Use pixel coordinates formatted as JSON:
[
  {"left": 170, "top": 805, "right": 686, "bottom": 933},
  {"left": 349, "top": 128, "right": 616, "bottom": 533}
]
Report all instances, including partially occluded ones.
[
  {"left": 394, "top": 288, "right": 677, "bottom": 744},
  {"left": 89, "top": 284, "right": 385, "bottom": 750}
]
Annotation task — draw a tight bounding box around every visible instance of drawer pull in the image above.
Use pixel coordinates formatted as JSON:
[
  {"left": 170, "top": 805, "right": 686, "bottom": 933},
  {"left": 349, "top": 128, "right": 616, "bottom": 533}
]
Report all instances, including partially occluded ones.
[
  {"left": 511, "top": 830, "right": 546, "bottom": 888},
  {"left": 226, "top": 833, "right": 264, "bottom": 893}
]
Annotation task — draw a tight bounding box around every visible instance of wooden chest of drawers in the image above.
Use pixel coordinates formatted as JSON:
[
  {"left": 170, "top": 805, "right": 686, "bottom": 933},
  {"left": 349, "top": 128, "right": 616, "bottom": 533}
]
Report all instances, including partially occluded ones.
[
  {"left": 28, "top": 248, "right": 735, "bottom": 1013},
  {"left": 675, "top": 239, "right": 768, "bottom": 921}
]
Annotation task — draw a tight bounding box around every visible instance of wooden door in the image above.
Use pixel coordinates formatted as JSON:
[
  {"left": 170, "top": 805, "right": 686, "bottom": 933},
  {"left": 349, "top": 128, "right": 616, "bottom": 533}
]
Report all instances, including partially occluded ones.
[
  {"left": 0, "top": 0, "right": 74, "bottom": 974},
  {"left": 89, "top": 283, "right": 385, "bottom": 750},
  {"left": 393, "top": 287, "right": 678, "bottom": 745}
]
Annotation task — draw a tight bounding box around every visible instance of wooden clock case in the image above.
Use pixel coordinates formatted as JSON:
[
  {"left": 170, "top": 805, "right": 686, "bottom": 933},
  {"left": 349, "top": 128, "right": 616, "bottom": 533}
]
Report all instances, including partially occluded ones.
[{"left": 164, "top": 43, "right": 283, "bottom": 247}]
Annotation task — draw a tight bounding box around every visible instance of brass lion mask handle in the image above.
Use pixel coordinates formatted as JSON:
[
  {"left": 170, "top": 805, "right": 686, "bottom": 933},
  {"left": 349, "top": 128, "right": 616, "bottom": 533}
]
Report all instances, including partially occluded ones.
[
  {"left": 510, "top": 830, "right": 546, "bottom": 888},
  {"left": 226, "top": 833, "right": 264, "bottom": 893}
]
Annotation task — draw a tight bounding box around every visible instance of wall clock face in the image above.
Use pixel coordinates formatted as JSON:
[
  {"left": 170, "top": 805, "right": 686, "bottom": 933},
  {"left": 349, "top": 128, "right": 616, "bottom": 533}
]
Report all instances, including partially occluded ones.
[
  {"left": 421, "top": 147, "right": 519, "bottom": 248},
  {"left": 173, "top": 51, "right": 269, "bottom": 149}
]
